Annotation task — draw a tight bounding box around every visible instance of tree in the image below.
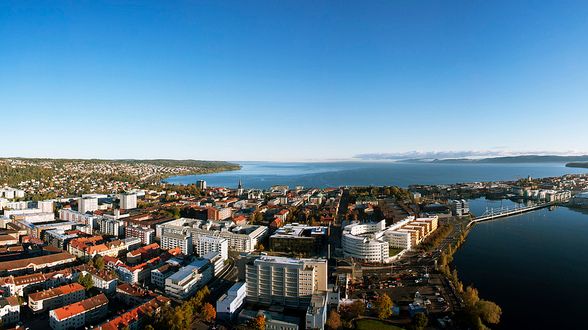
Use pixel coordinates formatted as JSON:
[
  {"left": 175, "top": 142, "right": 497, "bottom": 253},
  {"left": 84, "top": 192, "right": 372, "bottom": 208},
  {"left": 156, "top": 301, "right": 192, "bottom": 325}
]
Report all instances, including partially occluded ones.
[
  {"left": 325, "top": 310, "right": 342, "bottom": 330},
  {"left": 144, "top": 326, "right": 155, "bottom": 330},
  {"left": 201, "top": 303, "right": 216, "bottom": 322},
  {"left": 476, "top": 300, "right": 502, "bottom": 324},
  {"left": 257, "top": 243, "right": 265, "bottom": 252},
  {"left": 77, "top": 273, "right": 94, "bottom": 291},
  {"left": 463, "top": 286, "right": 480, "bottom": 308},
  {"left": 376, "top": 293, "right": 394, "bottom": 319},
  {"left": 413, "top": 312, "right": 428, "bottom": 330},
  {"left": 250, "top": 314, "right": 266, "bottom": 330},
  {"left": 348, "top": 300, "right": 365, "bottom": 318},
  {"left": 94, "top": 255, "right": 105, "bottom": 270}
]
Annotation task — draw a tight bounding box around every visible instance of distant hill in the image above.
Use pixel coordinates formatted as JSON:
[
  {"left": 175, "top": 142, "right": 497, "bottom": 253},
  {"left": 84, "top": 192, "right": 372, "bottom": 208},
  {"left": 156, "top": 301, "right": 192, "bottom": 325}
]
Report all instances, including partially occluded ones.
[
  {"left": 402, "top": 155, "right": 588, "bottom": 164},
  {"left": 566, "top": 162, "right": 588, "bottom": 168}
]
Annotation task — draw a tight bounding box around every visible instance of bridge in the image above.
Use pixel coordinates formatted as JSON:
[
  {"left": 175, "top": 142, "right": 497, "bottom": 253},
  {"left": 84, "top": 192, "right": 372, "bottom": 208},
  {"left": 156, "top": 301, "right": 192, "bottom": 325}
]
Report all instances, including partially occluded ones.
[{"left": 467, "top": 202, "right": 555, "bottom": 227}]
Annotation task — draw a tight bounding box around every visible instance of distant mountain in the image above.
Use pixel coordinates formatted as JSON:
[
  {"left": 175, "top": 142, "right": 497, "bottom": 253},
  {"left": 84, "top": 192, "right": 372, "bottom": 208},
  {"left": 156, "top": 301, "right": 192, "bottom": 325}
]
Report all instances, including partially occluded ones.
[{"left": 401, "top": 155, "right": 588, "bottom": 164}]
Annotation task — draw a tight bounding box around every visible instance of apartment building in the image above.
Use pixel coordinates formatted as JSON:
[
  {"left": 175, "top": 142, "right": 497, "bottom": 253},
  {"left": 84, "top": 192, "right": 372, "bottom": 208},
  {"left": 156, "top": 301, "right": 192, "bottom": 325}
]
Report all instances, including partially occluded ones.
[
  {"left": 28, "top": 283, "right": 86, "bottom": 313},
  {"left": 49, "top": 294, "right": 109, "bottom": 330},
  {"left": 165, "top": 259, "right": 212, "bottom": 300}
]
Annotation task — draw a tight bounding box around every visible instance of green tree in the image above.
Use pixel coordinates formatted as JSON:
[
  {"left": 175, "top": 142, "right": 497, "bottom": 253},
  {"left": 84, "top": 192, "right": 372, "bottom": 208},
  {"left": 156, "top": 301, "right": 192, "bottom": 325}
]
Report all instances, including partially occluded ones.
[
  {"left": 77, "top": 273, "right": 94, "bottom": 291},
  {"left": 376, "top": 293, "right": 394, "bottom": 319},
  {"left": 94, "top": 255, "right": 105, "bottom": 270},
  {"left": 325, "top": 310, "right": 342, "bottom": 330}
]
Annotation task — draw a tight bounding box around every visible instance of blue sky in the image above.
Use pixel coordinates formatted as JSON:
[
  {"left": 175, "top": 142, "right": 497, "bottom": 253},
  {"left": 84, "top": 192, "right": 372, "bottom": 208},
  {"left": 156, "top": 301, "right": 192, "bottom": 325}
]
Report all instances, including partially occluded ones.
[{"left": 1, "top": 1, "right": 587, "bottom": 161}]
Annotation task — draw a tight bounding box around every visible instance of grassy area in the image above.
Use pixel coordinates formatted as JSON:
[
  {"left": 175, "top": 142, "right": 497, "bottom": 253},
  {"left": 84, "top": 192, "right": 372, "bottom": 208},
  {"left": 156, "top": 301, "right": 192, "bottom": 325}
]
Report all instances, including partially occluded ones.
[
  {"left": 355, "top": 319, "right": 405, "bottom": 330},
  {"left": 389, "top": 247, "right": 404, "bottom": 256}
]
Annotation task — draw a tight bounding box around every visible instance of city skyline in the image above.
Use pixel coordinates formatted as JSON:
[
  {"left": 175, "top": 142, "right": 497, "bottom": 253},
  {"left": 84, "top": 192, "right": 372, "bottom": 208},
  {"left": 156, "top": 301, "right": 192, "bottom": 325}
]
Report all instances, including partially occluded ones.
[{"left": 2, "top": 1, "right": 588, "bottom": 161}]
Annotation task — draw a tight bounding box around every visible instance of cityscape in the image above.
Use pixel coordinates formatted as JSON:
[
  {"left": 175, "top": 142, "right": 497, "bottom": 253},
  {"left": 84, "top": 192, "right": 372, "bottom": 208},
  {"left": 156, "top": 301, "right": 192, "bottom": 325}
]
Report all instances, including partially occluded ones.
[{"left": 3, "top": 1, "right": 588, "bottom": 330}]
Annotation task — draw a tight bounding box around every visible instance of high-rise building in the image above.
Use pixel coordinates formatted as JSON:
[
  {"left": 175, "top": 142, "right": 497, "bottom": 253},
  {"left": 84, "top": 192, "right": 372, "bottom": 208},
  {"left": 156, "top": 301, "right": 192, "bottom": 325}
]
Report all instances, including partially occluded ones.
[
  {"left": 451, "top": 199, "right": 470, "bottom": 217},
  {"left": 78, "top": 197, "right": 98, "bottom": 214},
  {"left": 161, "top": 230, "right": 193, "bottom": 255},
  {"left": 125, "top": 224, "right": 155, "bottom": 245},
  {"left": 246, "top": 256, "right": 327, "bottom": 308},
  {"left": 98, "top": 218, "right": 125, "bottom": 237},
  {"left": 196, "top": 180, "right": 207, "bottom": 190},
  {"left": 193, "top": 234, "right": 228, "bottom": 261},
  {"left": 120, "top": 193, "right": 137, "bottom": 210}
]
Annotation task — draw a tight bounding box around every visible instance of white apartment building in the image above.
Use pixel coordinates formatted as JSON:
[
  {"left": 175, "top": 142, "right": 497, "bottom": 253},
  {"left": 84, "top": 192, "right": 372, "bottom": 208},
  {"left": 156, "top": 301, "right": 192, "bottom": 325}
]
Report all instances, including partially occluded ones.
[
  {"left": 78, "top": 197, "right": 98, "bottom": 214},
  {"left": 119, "top": 193, "right": 137, "bottom": 210},
  {"left": 157, "top": 218, "right": 268, "bottom": 253},
  {"left": 216, "top": 281, "right": 246, "bottom": 320},
  {"left": 203, "top": 251, "right": 225, "bottom": 276},
  {"left": 246, "top": 256, "right": 328, "bottom": 309},
  {"left": 160, "top": 231, "right": 193, "bottom": 255},
  {"left": 165, "top": 259, "right": 212, "bottom": 300},
  {"left": 194, "top": 234, "right": 228, "bottom": 260}
]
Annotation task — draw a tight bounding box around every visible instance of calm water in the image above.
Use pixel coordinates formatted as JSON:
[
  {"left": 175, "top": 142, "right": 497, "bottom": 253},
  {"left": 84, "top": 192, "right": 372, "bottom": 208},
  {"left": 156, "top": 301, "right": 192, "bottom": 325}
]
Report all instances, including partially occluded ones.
[
  {"left": 164, "top": 161, "right": 588, "bottom": 189},
  {"left": 453, "top": 203, "right": 588, "bottom": 329}
]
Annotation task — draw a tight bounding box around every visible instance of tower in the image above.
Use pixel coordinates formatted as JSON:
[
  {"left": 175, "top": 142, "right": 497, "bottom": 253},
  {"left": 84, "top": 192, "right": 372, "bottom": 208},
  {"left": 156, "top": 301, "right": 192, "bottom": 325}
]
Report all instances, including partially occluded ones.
[{"left": 237, "top": 179, "right": 244, "bottom": 196}]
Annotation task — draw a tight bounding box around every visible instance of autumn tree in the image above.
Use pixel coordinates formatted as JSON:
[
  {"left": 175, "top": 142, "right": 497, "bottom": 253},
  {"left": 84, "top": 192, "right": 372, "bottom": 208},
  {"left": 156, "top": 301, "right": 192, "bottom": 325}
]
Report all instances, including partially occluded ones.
[
  {"left": 201, "top": 303, "right": 216, "bottom": 322},
  {"left": 463, "top": 286, "right": 480, "bottom": 308},
  {"left": 476, "top": 300, "right": 502, "bottom": 324},
  {"left": 250, "top": 314, "right": 266, "bottom": 330},
  {"left": 376, "top": 293, "right": 394, "bottom": 319},
  {"left": 348, "top": 300, "right": 365, "bottom": 318},
  {"left": 325, "top": 310, "right": 342, "bottom": 330}
]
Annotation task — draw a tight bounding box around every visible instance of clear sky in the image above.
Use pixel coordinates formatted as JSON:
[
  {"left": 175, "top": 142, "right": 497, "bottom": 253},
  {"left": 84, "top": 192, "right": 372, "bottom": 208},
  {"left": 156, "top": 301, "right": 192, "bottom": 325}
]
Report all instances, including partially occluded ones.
[{"left": 1, "top": 1, "right": 588, "bottom": 161}]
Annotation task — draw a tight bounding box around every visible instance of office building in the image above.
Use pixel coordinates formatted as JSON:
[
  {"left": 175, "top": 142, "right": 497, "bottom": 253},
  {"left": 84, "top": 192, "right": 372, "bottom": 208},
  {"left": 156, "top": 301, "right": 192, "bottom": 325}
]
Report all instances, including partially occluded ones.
[{"left": 246, "top": 256, "right": 327, "bottom": 309}]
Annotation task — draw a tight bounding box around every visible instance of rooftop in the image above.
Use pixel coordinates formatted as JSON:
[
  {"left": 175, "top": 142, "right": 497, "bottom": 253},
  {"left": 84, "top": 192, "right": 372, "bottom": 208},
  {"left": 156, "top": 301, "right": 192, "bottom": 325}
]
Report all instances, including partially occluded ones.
[{"left": 51, "top": 293, "right": 108, "bottom": 321}]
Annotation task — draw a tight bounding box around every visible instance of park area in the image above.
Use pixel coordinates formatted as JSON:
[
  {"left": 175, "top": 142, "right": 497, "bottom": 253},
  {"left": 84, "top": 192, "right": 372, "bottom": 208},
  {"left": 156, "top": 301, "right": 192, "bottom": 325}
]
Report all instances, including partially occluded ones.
[{"left": 355, "top": 319, "right": 405, "bottom": 330}]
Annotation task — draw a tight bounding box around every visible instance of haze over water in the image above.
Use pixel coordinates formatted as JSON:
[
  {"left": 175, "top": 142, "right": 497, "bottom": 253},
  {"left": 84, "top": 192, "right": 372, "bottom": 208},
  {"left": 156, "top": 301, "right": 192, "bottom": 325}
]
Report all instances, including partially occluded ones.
[{"left": 165, "top": 161, "right": 588, "bottom": 189}]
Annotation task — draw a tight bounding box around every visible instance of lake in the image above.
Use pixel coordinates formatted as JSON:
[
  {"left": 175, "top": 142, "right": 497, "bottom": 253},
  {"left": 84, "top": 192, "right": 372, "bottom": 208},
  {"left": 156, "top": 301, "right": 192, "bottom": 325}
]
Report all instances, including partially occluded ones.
[
  {"left": 453, "top": 201, "right": 588, "bottom": 329},
  {"left": 164, "top": 161, "right": 588, "bottom": 189}
]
